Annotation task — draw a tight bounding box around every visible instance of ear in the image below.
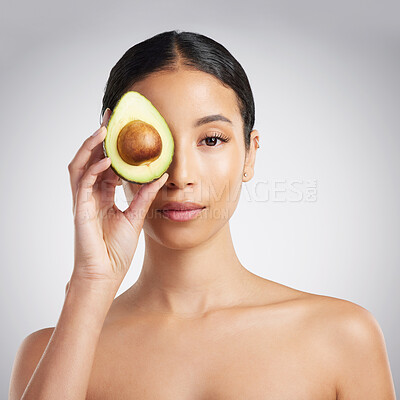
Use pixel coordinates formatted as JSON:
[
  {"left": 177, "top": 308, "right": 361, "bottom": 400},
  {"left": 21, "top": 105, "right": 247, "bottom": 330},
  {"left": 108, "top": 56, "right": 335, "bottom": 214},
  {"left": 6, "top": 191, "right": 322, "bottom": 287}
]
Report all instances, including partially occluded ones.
[{"left": 243, "top": 130, "right": 260, "bottom": 182}]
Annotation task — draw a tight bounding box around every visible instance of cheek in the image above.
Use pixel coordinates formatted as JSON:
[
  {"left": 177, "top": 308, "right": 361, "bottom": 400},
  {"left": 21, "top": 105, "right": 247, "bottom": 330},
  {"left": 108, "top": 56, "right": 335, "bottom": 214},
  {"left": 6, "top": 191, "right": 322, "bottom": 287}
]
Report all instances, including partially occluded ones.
[{"left": 205, "top": 149, "right": 243, "bottom": 209}]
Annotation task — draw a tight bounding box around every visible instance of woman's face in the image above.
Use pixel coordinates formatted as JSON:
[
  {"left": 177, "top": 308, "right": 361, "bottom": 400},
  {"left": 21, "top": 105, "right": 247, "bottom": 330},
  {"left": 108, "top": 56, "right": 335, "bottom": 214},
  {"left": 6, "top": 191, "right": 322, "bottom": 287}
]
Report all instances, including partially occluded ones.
[{"left": 122, "top": 67, "right": 258, "bottom": 249}]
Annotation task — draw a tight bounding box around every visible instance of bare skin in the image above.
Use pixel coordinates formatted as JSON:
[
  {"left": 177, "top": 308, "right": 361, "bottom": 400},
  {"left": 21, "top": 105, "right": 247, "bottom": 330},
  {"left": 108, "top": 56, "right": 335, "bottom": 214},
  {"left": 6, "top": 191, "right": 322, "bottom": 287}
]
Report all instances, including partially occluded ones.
[
  {"left": 9, "top": 66, "right": 396, "bottom": 399},
  {"left": 94, "top": 280, "right": 392, "bottom": 400},
  {"left": 14, "top": 276, "right": 395, "bottom": 400},
  {"left": 91, "top": 276, "right": 336, "bottom": 400}
]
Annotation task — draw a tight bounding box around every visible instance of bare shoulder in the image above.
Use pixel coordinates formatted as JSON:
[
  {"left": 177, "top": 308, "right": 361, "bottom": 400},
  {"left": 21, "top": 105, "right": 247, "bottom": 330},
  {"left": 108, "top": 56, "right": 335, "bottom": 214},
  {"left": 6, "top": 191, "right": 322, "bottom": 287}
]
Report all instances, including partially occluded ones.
[
  {"left": 9, "top": 327, "right": 55, "bottom": 400},
  {"left": 253, "top": 277, "right": 380, "bottom": 328},
  {"left": 17, "top": 327, "right": 56, "bottom": 356},
  {"left": 305, "top": 293, "right": 395, "bottom": 398},
  {"left": 294, "top": 290, "right": 384, "bottom": 348},
  {"left": 259, "top": 279, "right": 387, "bottom": 351},
  {"left": 288, "top": 288, "right": 386, "bottom": 349},
  {"left": 256, "top": 279, "right": 396, "bottom": 398}
]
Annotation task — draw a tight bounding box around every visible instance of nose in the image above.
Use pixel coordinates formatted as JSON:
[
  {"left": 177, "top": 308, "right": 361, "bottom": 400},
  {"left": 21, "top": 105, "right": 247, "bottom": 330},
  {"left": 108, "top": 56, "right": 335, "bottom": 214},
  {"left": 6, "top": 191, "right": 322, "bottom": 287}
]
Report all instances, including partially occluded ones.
[{"left": 165, "top": 141, "right": 196, "bottom": 190}]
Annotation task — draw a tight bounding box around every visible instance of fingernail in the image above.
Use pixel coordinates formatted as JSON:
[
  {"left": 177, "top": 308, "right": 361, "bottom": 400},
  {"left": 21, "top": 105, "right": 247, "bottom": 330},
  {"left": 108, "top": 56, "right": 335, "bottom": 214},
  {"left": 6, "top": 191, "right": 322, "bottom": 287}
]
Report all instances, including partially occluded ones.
[
  {"left": 101, "top": 109, "right": 109, "bottom": 125},
  {"left": 105, "top": 107, "right": 111, "bottom": 118},
  {"left": 162, "top": 173, "right": 169, "bottom": 183}
]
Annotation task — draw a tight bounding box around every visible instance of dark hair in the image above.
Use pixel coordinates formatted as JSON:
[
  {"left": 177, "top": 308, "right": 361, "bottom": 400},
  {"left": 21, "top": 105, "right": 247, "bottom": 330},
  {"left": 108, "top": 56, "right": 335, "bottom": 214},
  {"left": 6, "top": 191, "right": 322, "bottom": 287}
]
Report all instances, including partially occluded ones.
[{"left": 101, "top": 30, "right": 255, "bottom": 151}]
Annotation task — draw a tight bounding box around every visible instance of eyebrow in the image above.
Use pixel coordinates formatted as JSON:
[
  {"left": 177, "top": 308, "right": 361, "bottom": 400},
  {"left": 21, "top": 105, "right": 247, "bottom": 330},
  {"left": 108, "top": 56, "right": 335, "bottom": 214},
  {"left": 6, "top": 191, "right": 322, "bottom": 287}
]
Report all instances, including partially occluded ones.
[{"left": 193, "top": 114, "right": 233, "bottom": 127}]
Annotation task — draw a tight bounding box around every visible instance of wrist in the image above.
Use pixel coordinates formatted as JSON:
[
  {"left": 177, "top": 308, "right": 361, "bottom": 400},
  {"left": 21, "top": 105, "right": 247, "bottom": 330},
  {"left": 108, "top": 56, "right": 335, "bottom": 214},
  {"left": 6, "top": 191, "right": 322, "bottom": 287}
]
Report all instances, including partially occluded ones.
[
  {"left": 63, "top": 275, "right": 118, "bottom": 328},
  {"left": 68, "top": 273, "right": 120, "bottom": 302}
]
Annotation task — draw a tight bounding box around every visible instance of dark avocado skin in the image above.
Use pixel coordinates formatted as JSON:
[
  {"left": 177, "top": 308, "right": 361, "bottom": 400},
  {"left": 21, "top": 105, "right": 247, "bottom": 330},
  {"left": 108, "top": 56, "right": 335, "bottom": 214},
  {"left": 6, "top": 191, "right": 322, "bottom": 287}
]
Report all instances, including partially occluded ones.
[{"left": 102, "top": 138, "right": 161, "bottom": 185}]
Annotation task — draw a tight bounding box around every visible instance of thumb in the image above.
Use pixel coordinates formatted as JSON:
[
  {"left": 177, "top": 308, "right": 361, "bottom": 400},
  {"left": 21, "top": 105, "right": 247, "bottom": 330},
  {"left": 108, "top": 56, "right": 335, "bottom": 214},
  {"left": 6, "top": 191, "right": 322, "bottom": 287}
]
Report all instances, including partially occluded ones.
[{"left": 123, "top": 173, "right": 169, "bottom": 229}]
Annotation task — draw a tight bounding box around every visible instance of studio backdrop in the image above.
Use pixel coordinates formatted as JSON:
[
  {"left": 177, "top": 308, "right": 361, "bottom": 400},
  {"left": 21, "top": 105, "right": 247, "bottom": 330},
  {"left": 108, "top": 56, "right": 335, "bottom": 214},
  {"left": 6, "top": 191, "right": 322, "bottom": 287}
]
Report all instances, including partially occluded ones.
[{"left": 1, "top": 0, "right": 399, "bottom": 395}]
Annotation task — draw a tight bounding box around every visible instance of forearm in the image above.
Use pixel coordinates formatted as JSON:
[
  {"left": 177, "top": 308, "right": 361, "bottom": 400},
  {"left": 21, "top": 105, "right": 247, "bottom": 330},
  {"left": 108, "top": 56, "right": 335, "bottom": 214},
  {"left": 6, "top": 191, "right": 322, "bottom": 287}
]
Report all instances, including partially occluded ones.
[{"left": 21, "top": 278, "right": 117, "bottom": 400}]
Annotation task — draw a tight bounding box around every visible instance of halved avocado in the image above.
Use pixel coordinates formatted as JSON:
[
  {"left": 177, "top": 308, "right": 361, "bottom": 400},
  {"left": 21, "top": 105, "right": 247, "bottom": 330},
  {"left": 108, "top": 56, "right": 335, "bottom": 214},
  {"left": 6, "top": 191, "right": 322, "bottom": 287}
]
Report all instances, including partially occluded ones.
[{"left": 103, "top": 91, "right": 174, "bottom": 184}]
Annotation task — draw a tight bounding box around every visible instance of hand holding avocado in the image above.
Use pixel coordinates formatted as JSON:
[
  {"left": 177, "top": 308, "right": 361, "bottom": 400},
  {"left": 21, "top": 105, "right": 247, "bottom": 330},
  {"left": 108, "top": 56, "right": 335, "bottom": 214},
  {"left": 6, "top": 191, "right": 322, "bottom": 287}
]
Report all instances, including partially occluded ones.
[{"left": 67, "top": 108, "right": 168, "bottom": 293}]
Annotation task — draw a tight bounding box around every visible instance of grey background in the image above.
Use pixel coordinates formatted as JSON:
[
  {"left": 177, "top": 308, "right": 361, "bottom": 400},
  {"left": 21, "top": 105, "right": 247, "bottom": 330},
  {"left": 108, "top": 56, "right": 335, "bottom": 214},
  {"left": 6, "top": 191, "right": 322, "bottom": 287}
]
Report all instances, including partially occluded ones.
[{"left": 1, "top": 0, "right": 399, "bottom": 395}]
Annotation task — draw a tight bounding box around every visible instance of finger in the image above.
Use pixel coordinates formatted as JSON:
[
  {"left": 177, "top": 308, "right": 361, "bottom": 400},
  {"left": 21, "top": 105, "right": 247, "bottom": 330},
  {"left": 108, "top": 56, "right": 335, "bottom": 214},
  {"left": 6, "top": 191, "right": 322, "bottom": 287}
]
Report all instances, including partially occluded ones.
[
  {"left": 95, "top": 167, "right": 124, "bottom": 209},
  {"left": 84, "top": 108, "right": 113, "bottom": 175},
  {"left": 101, "top": 108, "right": 112, "bottom": 129},
  {"left": 123, "top": 173, "right": 169, "bottom": 232},
  {"left": 99, "top": 161, "right": 122, "bottom": 187},
  {"left": 68, "top": 109, "right": 112, "bottom": 211},
  {"left": 69, "top": 128, "right": 107, "bottom": 211},
  {"left": 85, "top": 134, "right": 110, "bottom": 176},
  {"left": 74, "top": 156, "right": 112, "bottom": 217},
  {"left": 89, "top": 146, "right": 123, "bottom": 205}
]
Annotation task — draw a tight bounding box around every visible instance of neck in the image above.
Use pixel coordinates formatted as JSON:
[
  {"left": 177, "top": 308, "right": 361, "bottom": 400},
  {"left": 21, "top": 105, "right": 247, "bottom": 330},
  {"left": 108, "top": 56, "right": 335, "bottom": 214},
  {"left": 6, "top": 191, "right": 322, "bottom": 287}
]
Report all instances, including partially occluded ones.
[{"left": 126, "top": 223, "right": 256, "bottom": 318}]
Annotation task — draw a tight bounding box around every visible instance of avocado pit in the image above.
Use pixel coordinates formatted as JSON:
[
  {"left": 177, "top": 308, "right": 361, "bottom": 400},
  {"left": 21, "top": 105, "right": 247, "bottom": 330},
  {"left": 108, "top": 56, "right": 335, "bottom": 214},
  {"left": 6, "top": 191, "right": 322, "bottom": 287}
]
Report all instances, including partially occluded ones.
[{"left": 117, "top": 120, "right": 162, "bottom": 166}]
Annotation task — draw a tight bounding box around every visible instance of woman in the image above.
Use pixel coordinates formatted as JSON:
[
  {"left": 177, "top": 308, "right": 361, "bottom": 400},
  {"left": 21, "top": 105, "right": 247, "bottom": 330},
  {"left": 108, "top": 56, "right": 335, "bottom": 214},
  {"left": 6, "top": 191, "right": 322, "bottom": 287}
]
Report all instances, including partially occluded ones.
[{"left": 9, "top": 30, "right": 396, "bottom": 399}]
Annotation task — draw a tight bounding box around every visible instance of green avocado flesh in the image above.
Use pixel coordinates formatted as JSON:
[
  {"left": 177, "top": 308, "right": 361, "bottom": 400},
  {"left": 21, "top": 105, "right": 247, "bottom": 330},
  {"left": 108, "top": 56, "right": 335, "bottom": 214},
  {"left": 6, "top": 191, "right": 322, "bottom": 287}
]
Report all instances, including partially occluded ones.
[{"left": 103, "top": 91, "right": 174, "bottom": 184}]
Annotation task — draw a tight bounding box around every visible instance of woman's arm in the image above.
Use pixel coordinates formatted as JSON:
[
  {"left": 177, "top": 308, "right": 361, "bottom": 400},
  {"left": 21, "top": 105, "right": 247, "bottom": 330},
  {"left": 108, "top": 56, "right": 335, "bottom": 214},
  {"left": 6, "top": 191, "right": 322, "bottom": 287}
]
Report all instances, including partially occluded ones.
[
  {"left": 9, "top": 277, "right": 117, "bottom": 400},
  {"left": 9, "top": 107, "right": 168, "bottom": 400}
]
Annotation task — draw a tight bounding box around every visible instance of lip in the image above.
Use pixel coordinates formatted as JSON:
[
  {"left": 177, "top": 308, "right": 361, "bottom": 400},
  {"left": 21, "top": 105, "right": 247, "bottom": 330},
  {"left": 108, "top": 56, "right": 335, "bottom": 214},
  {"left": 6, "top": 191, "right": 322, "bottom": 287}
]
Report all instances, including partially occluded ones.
[
  {"left": 158, "top": 208, "right": 205, "bottom": 221},
  {"left": 158, "top": 202, "right": 205, "bottom": 211},
  {"left": 157, "top": 202, "right": 206, "bottom": 222}
]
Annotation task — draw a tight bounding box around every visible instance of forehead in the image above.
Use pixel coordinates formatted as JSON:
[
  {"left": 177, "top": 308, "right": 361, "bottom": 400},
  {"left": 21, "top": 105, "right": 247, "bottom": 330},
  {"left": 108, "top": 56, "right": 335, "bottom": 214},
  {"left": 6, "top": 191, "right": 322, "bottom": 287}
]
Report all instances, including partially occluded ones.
[{"left": 129, "top": 68, "right": 242, "bottom": 129}]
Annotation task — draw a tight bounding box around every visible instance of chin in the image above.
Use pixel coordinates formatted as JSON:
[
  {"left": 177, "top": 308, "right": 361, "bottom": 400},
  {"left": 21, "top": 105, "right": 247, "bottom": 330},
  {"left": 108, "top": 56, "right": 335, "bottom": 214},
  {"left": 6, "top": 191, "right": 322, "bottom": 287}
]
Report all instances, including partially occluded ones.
[
  {"left": 143, "top": 221, "right": 214, "bottom": 250},
  {"left": 151, "top": 232, "right": 203, "bottom": 250}
]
